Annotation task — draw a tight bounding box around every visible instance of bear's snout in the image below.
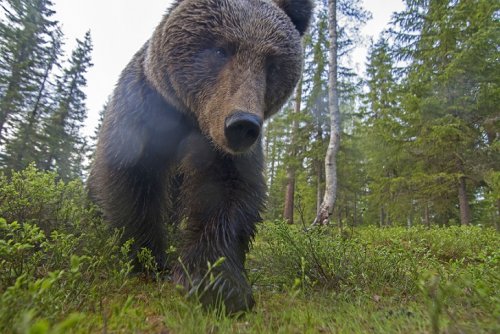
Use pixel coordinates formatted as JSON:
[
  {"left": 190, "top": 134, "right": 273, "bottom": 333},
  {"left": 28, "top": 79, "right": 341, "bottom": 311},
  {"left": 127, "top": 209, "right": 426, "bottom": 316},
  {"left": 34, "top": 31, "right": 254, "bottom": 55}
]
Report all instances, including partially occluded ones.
[{"left": 224, "top": 111, "right": 262, "bottom": 153}]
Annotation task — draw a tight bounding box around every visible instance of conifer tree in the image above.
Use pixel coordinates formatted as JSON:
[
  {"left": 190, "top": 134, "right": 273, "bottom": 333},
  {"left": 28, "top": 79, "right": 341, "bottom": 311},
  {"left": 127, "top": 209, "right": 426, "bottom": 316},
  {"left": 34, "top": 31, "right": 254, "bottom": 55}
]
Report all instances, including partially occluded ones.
[
  {"left": 363, "top": 35, "right": 425, "bottom": 226},
  {"left": 304, "top": 7, "right": 329, "bottom": 215},
  {"left": 40, "top": 31, "right": 93, "bottom": 180},
  {"left": 85, "top": 98, "right": 107, "bottom": 174},
  {"left": 389, "top": 0, "right": 499, "bottom": 226},
  {"left": 0, "top": 0, "right": 58, "bottom": 143},
  {"left": 1, "top": 28, "right": 63, "bottom": 170}
]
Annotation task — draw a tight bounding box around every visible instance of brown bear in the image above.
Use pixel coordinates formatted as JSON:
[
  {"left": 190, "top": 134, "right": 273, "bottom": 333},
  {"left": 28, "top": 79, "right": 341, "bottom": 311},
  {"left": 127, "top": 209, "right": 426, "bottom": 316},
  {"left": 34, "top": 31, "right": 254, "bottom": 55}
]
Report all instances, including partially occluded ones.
[{"left": 89, "top": 0, "right": 312, "bottom": 313}]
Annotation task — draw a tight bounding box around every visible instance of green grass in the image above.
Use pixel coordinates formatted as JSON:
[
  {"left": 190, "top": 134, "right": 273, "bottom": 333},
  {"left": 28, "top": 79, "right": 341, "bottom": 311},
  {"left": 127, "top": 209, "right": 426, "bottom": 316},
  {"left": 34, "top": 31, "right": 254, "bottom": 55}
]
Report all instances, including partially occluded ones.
[
  {"left": 1, "top": 167, "right": 499, "bottom": 333},
  {"left": 2, "top": 221, "right": 498, "bottom": 334}
]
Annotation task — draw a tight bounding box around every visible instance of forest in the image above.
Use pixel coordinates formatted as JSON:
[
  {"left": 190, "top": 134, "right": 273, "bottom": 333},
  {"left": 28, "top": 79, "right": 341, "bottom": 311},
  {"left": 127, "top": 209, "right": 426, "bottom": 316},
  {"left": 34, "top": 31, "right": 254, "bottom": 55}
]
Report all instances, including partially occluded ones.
[{"left": 0, "top": 0, "right": 498, "bottom": 333}]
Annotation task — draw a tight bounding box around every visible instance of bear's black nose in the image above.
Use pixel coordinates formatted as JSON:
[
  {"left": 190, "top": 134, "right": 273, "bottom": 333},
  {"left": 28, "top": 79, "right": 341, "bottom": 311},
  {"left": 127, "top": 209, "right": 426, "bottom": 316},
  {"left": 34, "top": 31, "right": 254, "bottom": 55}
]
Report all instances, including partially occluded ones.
[{"left": 225, "top": 112, "right": 262, "bottom": 152}]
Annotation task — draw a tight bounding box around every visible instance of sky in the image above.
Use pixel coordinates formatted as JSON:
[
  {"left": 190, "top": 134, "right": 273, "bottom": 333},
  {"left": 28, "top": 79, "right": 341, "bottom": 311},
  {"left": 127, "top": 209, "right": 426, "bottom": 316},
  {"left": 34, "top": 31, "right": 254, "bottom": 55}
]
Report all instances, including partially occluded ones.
[{"left": 53, "top": 1, "right": 405, "bottom": 137}]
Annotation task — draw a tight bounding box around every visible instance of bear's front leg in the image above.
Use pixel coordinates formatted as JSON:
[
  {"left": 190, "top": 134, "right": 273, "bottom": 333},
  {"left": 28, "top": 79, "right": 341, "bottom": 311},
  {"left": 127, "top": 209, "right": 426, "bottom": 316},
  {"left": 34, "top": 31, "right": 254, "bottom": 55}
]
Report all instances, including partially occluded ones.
[{"left": 173, "top": 140, "right": 266, "bottom": 314}]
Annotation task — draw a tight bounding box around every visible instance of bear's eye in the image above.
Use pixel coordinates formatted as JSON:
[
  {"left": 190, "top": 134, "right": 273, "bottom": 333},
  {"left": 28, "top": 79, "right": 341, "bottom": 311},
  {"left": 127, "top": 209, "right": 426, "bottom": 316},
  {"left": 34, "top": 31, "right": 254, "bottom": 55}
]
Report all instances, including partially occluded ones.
[
  {"left": 194, "top": 46, "right": 233, "bottom": 76},
  {"left": 214, "top": 47, "right": 228, "bottom": 59}
]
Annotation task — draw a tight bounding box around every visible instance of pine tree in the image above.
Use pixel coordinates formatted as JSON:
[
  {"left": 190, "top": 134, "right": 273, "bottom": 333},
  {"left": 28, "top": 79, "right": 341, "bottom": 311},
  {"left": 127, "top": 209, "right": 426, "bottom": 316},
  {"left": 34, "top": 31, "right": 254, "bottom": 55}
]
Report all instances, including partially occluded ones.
[
  {"left": 0, "top": 0, "right": 58, "bottom": 143},
  {"left": 282, "top": 74, "right": 303, "bottom": 224},
  {"left": 40, "top": 31, "right": 93, "bottom": 180},
  {"left": 1, "top": 27, "right": 63, "bottom": 170},
  {"left": 85, "top": 98, "right": 108, "bottom": 174},
  {"left": 304, "top": 7, "right": 329, "bottom": 216},
  {"left": 362, "top": 36, "right": 412, "bottom": 226},
  {"left": 264, "top": 109, "right": 290, "bottom": 221},
  {"left": 389, "top": 0, "right": 500, "bottom": 226}
]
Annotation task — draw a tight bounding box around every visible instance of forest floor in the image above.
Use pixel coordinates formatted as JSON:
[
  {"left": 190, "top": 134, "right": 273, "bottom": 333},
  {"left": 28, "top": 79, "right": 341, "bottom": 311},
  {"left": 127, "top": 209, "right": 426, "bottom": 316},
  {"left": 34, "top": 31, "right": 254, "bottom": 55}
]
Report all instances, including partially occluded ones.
[
  {"left": 68, "top": 275, "right": 498, "bottom": 334},
  {"left": 1, "top": 219, "right": 498, "bottom": 334},
  {"left": 0, "top": 170, "right": 498, "bottom": 333}
]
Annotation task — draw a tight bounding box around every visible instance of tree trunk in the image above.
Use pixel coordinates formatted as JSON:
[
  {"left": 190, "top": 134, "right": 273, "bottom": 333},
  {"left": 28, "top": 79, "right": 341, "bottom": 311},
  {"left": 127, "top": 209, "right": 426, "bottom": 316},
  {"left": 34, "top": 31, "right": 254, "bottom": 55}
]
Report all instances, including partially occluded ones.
[
  {"left": 314, "top": 0, "right": 340, "bottom": 225},
  {"left": 283, "top": 172, "right": 295, "bottom": 224},
  {"left": 495, "top": 199, "right": 500, "bottom": 232},
  {"left": 0, "top": 74, "right": 22, "bottom": 142},
  {"left": 283, "top": 72, "right": 303, "bottom": 224},
  {"left": 265, "top": 123, "right": 272, "bottom": 183},
  {"left": 407, "top": 202, "right": 413, "bottom": 228},
  {"left": 337, "top": 207, "right": 342, "bottom": 229},
  {"left": 379, "top": 207, "right": 385, "bottom": 228},
  {"left": 345, "top": 205, "right": 350, "bottom": 227},
  {"left": 353, "top": 193, "right": 358, "bottom": 226},
  {"left": 458, "top": 176, "right": 471, "bottom": 226},
  {"left": 0, "top": 34, "right": 34, "bottom": 142},
  {"left": 316, "top": 160, "right": 323, "bottom": 214},
  {"left": 315, "top": 123, "right": 324, "bottom": 214},
  {"left": 14, "top": 50, "right": 56, "bottom": 167},
  {"left": 424, "top": 204, "right": 430, "bottom": 228},
  {"left": 0, "top": 109, "right": 9, "bottom": 142},
  {"left": 268, "top": 123, "right": 277, "bottom": 188}
]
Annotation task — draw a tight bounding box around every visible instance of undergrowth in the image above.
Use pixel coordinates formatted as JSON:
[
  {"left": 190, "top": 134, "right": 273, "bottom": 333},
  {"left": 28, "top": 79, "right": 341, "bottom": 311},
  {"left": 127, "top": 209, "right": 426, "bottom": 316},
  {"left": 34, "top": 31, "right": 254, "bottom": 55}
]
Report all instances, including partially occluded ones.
[{"left": 0, "top": 167, "right": 498, "bottom": 333}]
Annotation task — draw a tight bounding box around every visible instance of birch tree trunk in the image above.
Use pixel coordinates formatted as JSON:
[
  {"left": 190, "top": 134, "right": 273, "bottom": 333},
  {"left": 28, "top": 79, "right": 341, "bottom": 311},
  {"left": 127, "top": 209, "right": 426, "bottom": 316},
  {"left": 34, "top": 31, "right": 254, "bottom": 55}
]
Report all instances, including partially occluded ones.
[
  {"left": 315, "top": 132, "right": 324, "bottom": 214},
  {"left": 314, "top": 0, "right": 340, "bottom": 225}
]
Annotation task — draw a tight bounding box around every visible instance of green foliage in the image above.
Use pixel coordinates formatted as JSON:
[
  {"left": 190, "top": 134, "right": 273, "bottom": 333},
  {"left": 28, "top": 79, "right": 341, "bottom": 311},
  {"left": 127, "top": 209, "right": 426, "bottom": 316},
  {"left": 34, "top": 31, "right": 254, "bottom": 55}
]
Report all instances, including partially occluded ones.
[
  {"left": 0, "top": 167, "right": 498, "bottom": 332},
  {"left": 0, "top": 164, "right": 90, "bottom": 233},
  {"left": 0, "top": 167, "right": 133, "bottom": 332},
  {"left": 0, "top": 0, "right": 498, "bottom": 329},
  {"left": 0, "top": 1, "right": 93, "bottom": 177},
  {"left": 0, "top": 0, "right": 59, "bottom": 144},
  {"left": 251, "top": 221, "right": 499, "bottom": 333},
  {"left": 39, "top": 31, "right": 93, "bottom": 180},
  {"left": 358, "top": 0, "right": 500, "bottom": 228},
  {"left": 252, "top": 221, "right": 420, "bottom": 294},
  {"left": 0, "top": 27, "right": 64, "bottom": 172}
]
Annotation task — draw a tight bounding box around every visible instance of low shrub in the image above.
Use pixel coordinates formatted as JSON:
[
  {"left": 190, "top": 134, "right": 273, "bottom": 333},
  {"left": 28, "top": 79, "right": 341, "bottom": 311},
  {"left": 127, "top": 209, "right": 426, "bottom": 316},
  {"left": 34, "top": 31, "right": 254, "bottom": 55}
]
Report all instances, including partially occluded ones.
[
  {"left": 0, "top": 167, "right": 498, "bottom": 333},
  {"left": 250, "top": 222, "right": 499, "bottom": 301},
  {"left": 0, "top": 167, "right": 134, "bottom": 332}
]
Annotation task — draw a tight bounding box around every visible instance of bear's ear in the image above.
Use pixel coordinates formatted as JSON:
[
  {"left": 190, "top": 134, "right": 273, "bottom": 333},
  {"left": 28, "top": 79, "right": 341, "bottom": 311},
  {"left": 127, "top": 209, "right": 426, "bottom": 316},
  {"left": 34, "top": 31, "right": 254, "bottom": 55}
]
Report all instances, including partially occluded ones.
[{"left": 273, "top": 0, "right": 313, "bottom": 36}]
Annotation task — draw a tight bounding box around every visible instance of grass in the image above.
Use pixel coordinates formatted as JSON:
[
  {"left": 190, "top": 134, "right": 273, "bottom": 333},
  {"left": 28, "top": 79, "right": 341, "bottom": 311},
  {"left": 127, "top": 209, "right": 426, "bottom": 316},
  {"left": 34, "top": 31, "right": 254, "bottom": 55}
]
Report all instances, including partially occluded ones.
[
  {"left": 0, "top": 167, "right": 499, "bottom": 333},
  {"left": 68, "top": 282, "right": 432, "bottom": 334},
  {"left": 2, "top": 222, "right": 498, "bottom": 334}
]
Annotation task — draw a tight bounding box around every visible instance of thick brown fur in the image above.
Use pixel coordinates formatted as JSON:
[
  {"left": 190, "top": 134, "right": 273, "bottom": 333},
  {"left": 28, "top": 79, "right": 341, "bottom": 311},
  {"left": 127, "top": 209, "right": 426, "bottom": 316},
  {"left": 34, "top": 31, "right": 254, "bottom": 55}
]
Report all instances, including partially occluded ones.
[{"left": 89, "top": 0, "right": 312, "bottom": 314}]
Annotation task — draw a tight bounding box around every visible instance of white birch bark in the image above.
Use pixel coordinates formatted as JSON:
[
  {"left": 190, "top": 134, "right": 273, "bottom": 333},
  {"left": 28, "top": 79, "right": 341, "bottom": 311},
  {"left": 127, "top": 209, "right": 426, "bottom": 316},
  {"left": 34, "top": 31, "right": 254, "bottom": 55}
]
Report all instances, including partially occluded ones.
[{"left": 314, "top": 0, "right": 340, "bottom": 225}]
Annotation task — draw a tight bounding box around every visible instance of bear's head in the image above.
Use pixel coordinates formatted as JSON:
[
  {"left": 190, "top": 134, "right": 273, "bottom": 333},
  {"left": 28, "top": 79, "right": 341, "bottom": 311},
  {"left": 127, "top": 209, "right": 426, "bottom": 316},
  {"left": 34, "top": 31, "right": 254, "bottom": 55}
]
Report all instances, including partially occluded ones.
[{"left": 146, "top": 0, "right": 313, "bottom": 154}]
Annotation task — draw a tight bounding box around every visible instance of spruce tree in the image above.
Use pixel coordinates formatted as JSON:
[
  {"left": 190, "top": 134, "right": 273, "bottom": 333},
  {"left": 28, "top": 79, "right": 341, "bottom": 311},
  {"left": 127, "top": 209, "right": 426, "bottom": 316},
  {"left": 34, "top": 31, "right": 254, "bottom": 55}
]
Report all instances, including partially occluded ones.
[
  {"left": 0, "top": 0, "right": 58, "bottom": 143},
  {"left": 389, "top": 0, "right": 499, "bottom": 226},
  {"left": 40, "top": 31, "right": 93, "bottom": 180},
  {"left": 1, "top": 27, "right": 63, "bottom": 170},
  {"left": 85, "top": 98, "right": 107, "bottom": 174},
  {"left": 361, "top": 43, "right": 406, "bottom": 226}
]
